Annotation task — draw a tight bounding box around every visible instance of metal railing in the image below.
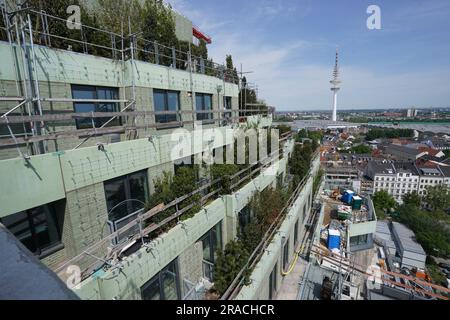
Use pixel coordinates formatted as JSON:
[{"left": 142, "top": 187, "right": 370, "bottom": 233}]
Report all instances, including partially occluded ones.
[
  {"left": 0, "top": 108, "right": 271, "bottom": 148},
  {"left": 53, "top": 134, "right": 292, "bottom": 283},
  {"left": 221, "top": 150, "right": 320, "bottom": 300},
  {"left": 0, "top": 8, "right": 239, "bottom": 84},
  {"left": 0, "top": 6, "right": 269, "bottom": 158}
]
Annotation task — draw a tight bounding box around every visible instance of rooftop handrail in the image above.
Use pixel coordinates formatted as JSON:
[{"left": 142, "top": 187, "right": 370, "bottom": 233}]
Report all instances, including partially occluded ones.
[{"left": 1, "top": 8, "right": 240, "bottom": 83}]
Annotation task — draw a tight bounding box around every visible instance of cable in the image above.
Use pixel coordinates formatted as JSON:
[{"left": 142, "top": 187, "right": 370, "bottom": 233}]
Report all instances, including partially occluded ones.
[{"left": 281, "top": 249, "right": 301, "bottom": 276}]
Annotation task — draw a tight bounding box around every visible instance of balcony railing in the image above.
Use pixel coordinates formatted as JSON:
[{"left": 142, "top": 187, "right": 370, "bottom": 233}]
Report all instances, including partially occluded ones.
[
  {"left": 221, "top": 151, "right": 320, "bottom": 300},
  {"left": 0, "top": 108, "right": 271, "bottom": 149},
  {"left": 53, "top": 132, "right": 293, "bottom": 283}
]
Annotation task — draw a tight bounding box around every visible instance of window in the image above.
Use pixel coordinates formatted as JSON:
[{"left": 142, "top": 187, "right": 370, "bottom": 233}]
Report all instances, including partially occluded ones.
[
  {"left": 196, "top": 93, "right": 213, "bottom": 121},
  {"left": 282, "top": 237, "right": 290, "bottom": 272},
  {"left": 0, "top": 200, "right": 65, "bottom": 258},
  {"left": 72, "top": 85, "right": 120, "bottom": 129},
  {"left": 238, "top": 205, "right": 251, "bottom": 236},
  {"left": 104, "top": 170, "right": 149, "bottom": 223},
  {"left": 276, "top": 173, "right": 284, "bottom": 188},
  {"left": 223, "top": 96, "right": 232, "bottom": 120},
  {"left": 294, "top": 219, "right": 299, "bottom": 247},
  {"left": 141, "top": 259, "right": 181, "bottom": 300},
  {"left": 269, "top": 263, "right": 277, "bottom": 300},
  {"left": 0, "top": 120, "right": 31, "bottom": 137},
  {"left": 201, "top": 222, "right": 222, "bottom": 281},
  {"left": 303, "top": 203, "right": 308, "bottom": 222},
  {"left": 153, "top": 89, "right": 181, "bottom": 124},
  {"left": 350, "top": 234, "right": 368, "bottom": 247}
]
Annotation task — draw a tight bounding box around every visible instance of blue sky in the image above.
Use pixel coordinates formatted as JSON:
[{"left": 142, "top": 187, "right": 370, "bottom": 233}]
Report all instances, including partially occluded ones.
[{"left": 168, "top": 0, "right": 450, "bottom": 111}]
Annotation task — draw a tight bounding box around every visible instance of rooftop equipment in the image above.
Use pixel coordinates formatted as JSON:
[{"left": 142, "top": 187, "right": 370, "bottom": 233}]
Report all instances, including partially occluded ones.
[
  {"left": 336, "top": 205, "right": 352, "bottom": 220},
  {"left": 351, "top": 196, "right": 362, "bottom": 210},
  {"left": 327, "top": 229, "right": 341, "bottom": 250},
  {"left": 341, "top": 190, "right": 354, "bottom": 204}
]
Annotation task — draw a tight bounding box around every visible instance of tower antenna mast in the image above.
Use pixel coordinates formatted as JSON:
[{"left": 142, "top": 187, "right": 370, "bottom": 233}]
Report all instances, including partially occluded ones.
[{"left": 330, "top": 48, "right": 341, "bottom": 122}]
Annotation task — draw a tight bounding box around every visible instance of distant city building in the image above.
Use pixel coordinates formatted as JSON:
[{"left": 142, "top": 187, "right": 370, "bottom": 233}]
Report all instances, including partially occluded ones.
[
  {"left": 365, "top": 160, "right": 450, "bottom": 202},
  {"left": 406, "top": 108, "right": 418, "bottom": 118},
  {"left": 382, "top": 144, "right": 427, "bottom": 161},
  {"left": 365, "top": 161, "right": 419, "bottom": 203}
]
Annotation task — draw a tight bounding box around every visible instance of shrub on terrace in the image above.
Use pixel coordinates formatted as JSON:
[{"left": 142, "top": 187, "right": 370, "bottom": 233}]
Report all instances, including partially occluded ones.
[
  {"left": 213, "top": 240, "right": 251, "bottom": 295},
  {"left": 241, "top": 187, "right": 286, "bottom": 252},
  {"left": 145, "top": 165, "right": 200, "bottom": 233}
]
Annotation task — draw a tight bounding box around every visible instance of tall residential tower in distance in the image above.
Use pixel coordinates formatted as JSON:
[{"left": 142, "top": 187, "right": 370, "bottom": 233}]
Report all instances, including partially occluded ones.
[{"left": 330, "top": 49, "right": 341, "bottom": 122}]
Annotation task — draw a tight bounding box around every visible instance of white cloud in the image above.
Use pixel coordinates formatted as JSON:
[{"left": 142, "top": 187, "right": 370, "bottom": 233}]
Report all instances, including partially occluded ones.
[{"left": 167, "top": 0, "right": 450, "bottom": 110}]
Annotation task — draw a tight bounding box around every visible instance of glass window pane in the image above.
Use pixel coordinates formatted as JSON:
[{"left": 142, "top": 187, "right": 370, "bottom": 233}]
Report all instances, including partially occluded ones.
[
  {"left": 204, "top": 95, "right": 212, "bottom": 110},
  {"left": 196, "top": 94, "right": 204, "bottom": 120},
  {"left": 153, "top": 90, "right": 166, "bottom": 111},
  {"left": 72, "top": 85, "right": 96, "bottom": 99},
  {"left": 204, "top": 95, "right": 212, "bottom": 120},
  {"left": 196, "top": 94, "right": 203, "bottom": 110},
  {"left": 128, "top": 171, "right": 148, "bottom": 213},
  {"left": 95, "top": 102, "right": 119, "bottom": 127},
  {"left": 167, "top": 91, "right": 179, "bottom": 122},
  {"left": 30, "top": 206, "right": 55, "bottom": 250},
  {"left": 212, "top": 223, "right": 222, "bottom": 261},
  {"left": 105, "top": 177, "right": 127, "bottom": 222},
  {"left": 96, "top": 102, "right": 116, "bottom": 113},
  {"left": 202, "top": 235, "right": 212, "bottom": 262},
  {"left": 224, "top": 96, "right": 232, "bottom": 109},
  {"left": 154, "top": 90, "right": 166, "bottom": 123},
  {"left": 1, "top": 202, "right": 63, "bottom": 255},
  {"left": 72, "top": 85, "right": 119, "bottom": 129},
  {"left": 96, "top": 87, "right": 117, "bottom": 100},
  {"left": 74, "top": 103, "right": 95, "bottom": 129},
  {"left": 141, "top": 275, "right": 161, "bottom": 300},
  {"left": 283, "top": 239, "right": 289, "bottom": 270},
  {"left": 294, "top": 220, "right": 299, "bottom": 245},
  {"left": 1, "top": 211, "right": 36, "bottom": 253},
  {"left": 162, "top": 262, "right": 179, "bottom": 300},
  {"left": 167, "top": 92, "right": 179, "bottom": 111}
]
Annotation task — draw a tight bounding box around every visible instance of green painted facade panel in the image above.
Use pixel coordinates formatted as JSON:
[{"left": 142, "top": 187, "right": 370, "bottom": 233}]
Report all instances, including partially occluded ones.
[
  {"left": 348, "top": 220, "right": 377, "bottom": 237},
  {"left": 73, "top": 196, "right": 228, "bottom": 300},
  {"left": 72, "top": 144, "right": 291, "bottom": 299},
  {"left": 0, "top": 153, "right": 65, "bottom": 217},
  {"left": 0, "top": 41, "right": 239, "bottom": 95},
  {"left": 58, "top": 125, "right": 235, "bottom": 192},
  {"left": 32, "top": 44, "right": 123, "bottom": 87},
  {"left": 0, "top": 43, "right": 18, "bottom": 81},
  {"left": 235, "top": 156, "right": 320, "bottom": 300}
]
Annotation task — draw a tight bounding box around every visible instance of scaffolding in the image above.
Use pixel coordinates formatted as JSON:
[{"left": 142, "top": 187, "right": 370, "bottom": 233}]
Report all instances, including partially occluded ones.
[
  {"left": 53, "top": 137, "right": 291, "bottom": 285},
  {"left": 0, "top": 5, "right": 270, "bottom": 159}
]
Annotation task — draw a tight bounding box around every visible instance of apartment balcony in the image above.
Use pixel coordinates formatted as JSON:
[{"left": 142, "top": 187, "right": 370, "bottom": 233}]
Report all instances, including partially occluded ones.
[
  {"left": 62, "top": 137, "right": 295, "bottom": 300},
  {"left": 0, "top": 9, "right": 270, "bottom": 161},
  {"left": 229, "top": 155, "right": 321, "bottom": 300}
]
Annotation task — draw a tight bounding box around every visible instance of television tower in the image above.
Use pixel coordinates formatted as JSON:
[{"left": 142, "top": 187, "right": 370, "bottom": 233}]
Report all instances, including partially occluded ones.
[{"left": 330, "top": 48, "right": 341, "bottom": 122}]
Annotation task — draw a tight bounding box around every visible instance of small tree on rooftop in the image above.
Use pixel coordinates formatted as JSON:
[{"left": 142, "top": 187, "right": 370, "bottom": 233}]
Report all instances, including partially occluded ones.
[{"left": 213, "top": 240, "right": 250, "bottom": 295}]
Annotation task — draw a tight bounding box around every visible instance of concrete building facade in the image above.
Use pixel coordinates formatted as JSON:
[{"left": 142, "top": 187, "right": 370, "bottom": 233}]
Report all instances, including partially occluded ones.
[{"left": 0, "top": 5, "right": 321, "bottom": 301}]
